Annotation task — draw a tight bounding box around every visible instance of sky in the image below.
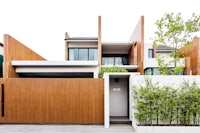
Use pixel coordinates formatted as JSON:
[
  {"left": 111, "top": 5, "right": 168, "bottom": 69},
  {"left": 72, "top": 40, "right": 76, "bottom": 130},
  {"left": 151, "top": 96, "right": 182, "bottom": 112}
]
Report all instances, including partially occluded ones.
[{"left": 0, "top": 0, "right": 200, "bottom": 60}]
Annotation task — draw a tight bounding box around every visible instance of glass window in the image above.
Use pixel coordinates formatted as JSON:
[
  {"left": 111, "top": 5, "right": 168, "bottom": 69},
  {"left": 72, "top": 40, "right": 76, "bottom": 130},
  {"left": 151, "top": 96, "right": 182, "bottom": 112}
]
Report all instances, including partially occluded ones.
[
  {"left": 102, "top": 55, "right": 128, "bottom": 65},
  {"left": 102, "top": 57, "right": 114, "bottom": 65},
  {"left": 145, "top": 67, "right": 184, "bottom": 75},
  {"left": 69, "top": 48, "right": 78, "bottom": 60},
  {"left": 153, "top": 68, "right": 160, "bottom": 75},
  {"left": 69, "top": 48, "right": 97, "bottom": 61},
  {"left": 89, "top": 49, "right": 98, "bottom": 60},
  {"left": 122, "top": 56, "right": 128, "bottom": 65},
  {"left": 79, "top": 49, "right": 88, "bottom": 60},
  {"left": 148, "top": 49, "right": 154, "bottom": 58},
  {"left": 102, "top": 57, "right": 106, "bottom": 65},
  {"left": 144, "top": 68, "right": 152, "bottom": 75},
  {"left": 106, "top": 57, "right": 114, "bottom": 65},
  {"left": 115, "top": 57, "right": 122, "bottom": 65}
]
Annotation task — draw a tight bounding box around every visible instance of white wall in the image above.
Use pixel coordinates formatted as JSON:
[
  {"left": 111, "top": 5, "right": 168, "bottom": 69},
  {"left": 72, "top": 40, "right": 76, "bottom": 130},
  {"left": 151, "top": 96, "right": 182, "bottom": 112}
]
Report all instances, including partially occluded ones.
[
  {"left": 137, "top": 126, "right": 200, "bottom": 133},
  {"left": 144, "top": 58, "right": 184, "bottom": 69},
  {"left": 144, "top": 43, "right": 152, "bottom": 60}
]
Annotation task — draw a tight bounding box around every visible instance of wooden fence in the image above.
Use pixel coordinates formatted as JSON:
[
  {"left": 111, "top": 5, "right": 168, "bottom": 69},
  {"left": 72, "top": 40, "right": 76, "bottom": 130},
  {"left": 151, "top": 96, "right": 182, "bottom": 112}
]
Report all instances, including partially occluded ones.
[{"left": 0, "top": 78, "right": 104, "bottom": 124}]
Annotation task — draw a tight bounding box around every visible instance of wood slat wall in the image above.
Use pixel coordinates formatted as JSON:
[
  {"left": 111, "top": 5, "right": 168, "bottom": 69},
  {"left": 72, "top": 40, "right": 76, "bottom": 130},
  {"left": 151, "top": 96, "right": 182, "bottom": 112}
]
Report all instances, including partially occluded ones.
[
  {"left": 3, "top": 35, "right": 46, "bottom": 78},
  {"left": 65, "top": 32, "right": 70, "bottom": 60},
  {"left": 182, "top": 38, "right": 200, "bottom": 75},
  {"left": 129, "top": 16, "right": 144, "bottom": 74},
  {"left": 0, "top": 78, "right": 104, "bottom": 124},
  {"left": 0, "top": 79, "right": 3, "bottom": 119}
]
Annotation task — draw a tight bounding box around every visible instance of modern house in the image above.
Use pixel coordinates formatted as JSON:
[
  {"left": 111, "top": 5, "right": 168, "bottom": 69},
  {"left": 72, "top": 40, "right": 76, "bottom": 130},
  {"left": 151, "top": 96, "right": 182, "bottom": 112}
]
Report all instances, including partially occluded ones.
[
  {"left": 144, "top": 44, "right": 185, "bottom": 75},
  {"left": 0, "top": 16, "right": 199, "bottom": 128}
]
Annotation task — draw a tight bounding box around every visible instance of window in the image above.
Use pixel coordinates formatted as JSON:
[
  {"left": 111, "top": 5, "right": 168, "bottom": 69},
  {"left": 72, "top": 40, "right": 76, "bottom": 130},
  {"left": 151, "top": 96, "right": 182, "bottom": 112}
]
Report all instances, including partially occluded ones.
[
  {"left": 144, "top": 67, "right": 184, "bottom": 75},
  {"left": 89, "top": 49, "right": 98, "bottom": 60},
  {"left": 102, "top": 57, "right": 114, "bottom": 65},
  {"left": 69, "top": 48, "right": 78, "bottom": 60},
  {"left": 153, "top": 68, "right": 160, "bottom": 75},
  {"left": 115, "top": 57, "right": 122, "bottom": 65},
  {"left": 79, "top": 49, "right": 88, "bottom": 60},
  {"left": 148, "top": 49, "right": 154, "bottom": 58},
  {"left": 144, "top": 68, "right": 152, "bottom": 75},
  {"left": 69, "top": 48, "right": 98, "bottom": 61},
  {"left": 102, "top": 55, "right": 128, "bottom": 65}
]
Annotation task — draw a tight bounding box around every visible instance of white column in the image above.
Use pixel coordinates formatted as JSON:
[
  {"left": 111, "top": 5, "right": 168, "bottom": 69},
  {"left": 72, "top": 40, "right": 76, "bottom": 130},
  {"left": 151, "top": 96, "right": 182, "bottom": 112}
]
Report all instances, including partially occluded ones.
[{"left": 104, "top": 73, "right": 110, "bottom": 128}]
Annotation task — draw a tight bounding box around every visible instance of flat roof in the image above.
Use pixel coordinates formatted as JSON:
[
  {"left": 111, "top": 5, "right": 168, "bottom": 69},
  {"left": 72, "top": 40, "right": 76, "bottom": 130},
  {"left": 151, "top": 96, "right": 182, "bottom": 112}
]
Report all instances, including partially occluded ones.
[
  {"left": 12, "top": 60, "right": 98, "bottom": 78},
  {"left": 102, "top": 41, "right": 132, "bottom": 45},
  {"left": 65, "top": 37, "right": 98, "bottom": 42},
  {"left": 156, "top": 45, "right": 174, "bottom": 51},
  {"left": 12, "top": 60, "right": 98, "bottom": 67},
  {"left": 66, "top": 37, "right": 98, "bottom": 40}
]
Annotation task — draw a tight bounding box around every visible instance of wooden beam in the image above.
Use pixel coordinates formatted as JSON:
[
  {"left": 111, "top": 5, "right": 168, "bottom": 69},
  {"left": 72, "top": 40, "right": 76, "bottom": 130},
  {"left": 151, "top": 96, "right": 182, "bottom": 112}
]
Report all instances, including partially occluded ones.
[
  {"left": 65, "top": 32, "right": 70, "bottom": 60},
  {"left": 98, "top": 16, "right": 102, "bottom": 71}
]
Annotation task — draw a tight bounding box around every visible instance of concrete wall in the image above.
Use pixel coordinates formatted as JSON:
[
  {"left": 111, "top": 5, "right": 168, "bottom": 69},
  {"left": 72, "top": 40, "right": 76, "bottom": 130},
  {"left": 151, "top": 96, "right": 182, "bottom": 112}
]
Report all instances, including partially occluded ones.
[{"left": 137, "top": 126, "right": 200, "bottom": 133}]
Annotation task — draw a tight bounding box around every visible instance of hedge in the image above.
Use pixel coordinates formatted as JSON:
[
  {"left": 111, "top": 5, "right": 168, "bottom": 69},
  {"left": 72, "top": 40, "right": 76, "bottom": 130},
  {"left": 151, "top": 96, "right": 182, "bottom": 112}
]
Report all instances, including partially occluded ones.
[{"left": 132, "top": 77, "right": 200, "bottom": 126}]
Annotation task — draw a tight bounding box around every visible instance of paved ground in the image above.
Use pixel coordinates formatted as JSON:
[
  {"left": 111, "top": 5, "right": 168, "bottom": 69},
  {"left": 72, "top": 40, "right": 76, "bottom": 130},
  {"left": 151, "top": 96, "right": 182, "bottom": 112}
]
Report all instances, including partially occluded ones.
[{"left": 0, "top": 124, "right": 134, "bottom": 133}]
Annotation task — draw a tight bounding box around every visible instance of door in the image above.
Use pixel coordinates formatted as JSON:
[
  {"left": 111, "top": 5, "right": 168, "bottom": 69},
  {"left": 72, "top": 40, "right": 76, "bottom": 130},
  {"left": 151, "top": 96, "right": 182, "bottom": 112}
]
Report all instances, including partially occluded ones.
[{"left": 109, "top": 78, "right": 128, "bottom": 116}]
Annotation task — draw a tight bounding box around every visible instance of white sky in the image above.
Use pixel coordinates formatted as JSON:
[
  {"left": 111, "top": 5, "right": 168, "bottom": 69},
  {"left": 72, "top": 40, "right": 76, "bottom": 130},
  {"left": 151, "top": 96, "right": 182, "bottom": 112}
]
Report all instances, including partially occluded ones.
[{"left": 0, "top": 0, "right": 200, "bottom": 60}]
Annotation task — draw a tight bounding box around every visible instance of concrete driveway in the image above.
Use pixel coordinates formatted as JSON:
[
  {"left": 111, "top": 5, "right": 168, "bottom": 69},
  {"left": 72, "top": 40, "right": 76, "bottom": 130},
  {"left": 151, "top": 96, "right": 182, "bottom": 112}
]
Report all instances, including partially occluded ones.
[{"left": 0, "top": 124, "right": 134, "bottom": 133}]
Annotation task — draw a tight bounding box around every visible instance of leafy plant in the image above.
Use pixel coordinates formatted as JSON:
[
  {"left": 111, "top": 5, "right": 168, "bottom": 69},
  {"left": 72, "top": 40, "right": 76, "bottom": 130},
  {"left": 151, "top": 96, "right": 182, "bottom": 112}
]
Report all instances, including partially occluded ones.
[
  {"left": 152, "top": 13, "right": 200, "bottom": 75},
  {"left": 98, "top": 66, "right": 127, "bottom": 78},
  {"left": 132, "top": 77, "right": 200, "bottom": 126}
]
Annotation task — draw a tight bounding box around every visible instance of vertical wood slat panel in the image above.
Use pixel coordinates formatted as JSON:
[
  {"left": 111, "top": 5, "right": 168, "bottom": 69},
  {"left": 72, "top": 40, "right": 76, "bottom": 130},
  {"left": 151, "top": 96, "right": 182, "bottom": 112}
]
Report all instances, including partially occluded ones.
[
  {"left": 0, "top": 79, "right": 4, "bottom": 122},
  {"left": 3, "top": 35, "right": 46, "bottom": 78},
  {"left": 98, "top": 16, "right": 102, "bottom": 70},
  {"left": 129, "top": 16, "right": 144, "bottom": 74},
  {"left": 0, "top": 82, "right": 1, "bottom": 120},
  {"left": 182, "top": 38, "right": 200, "bottom": 75},
  {"left": 2, "top": 78, "right": 104, "bottom": 124}
]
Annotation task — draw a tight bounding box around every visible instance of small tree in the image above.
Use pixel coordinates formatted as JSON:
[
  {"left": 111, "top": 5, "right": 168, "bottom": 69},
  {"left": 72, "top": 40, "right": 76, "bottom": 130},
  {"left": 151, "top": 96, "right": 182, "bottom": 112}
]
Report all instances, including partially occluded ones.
[{"left": 153, "top": 13, "right": 200, "bottom": 75}]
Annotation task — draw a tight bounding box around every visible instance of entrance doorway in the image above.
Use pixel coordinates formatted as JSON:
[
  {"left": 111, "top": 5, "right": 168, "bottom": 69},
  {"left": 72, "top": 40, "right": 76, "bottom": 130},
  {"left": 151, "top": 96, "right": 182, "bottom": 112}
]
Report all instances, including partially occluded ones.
[{"left": 109, "top": 77, "right": 130, "bottom": 124}]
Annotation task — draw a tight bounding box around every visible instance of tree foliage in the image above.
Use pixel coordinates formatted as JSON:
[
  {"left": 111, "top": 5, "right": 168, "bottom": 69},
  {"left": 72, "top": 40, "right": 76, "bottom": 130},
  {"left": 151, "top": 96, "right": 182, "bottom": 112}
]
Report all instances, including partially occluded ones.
[{"left": 152, "top": 13, "right": 200, "bottom": 75}]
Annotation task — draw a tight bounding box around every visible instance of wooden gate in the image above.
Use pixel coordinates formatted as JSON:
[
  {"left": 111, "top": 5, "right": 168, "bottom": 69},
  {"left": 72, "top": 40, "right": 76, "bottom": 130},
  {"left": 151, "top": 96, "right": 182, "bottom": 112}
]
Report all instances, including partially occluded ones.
[{"left": 0, "top": 78, "right": 104, "bottom": 124}]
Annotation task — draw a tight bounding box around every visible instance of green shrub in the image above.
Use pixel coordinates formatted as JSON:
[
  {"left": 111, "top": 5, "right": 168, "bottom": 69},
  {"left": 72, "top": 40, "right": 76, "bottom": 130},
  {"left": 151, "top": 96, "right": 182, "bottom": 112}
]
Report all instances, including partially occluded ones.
[
  {"left": 132, "top": 77, "right": 200, "bottom": 126},
  {"left": 98, "top": 66, "right": 127, "bottom": 78}
]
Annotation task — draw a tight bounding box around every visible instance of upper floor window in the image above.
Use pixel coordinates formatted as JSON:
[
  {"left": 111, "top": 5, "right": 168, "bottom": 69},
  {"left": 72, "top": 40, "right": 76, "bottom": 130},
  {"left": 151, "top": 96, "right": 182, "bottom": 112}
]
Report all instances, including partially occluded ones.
[
  {"left": 102, "top": 55, "right": 128, "bottom": 65},
  {"left": 69, "top": 48, "right": 98, "bottom": 61},
  {"left": 144, "top": 67, "right": 184, "bottom": 75},
  {"left": 148, "top": 49, "right": 154, "bottom": 58}
]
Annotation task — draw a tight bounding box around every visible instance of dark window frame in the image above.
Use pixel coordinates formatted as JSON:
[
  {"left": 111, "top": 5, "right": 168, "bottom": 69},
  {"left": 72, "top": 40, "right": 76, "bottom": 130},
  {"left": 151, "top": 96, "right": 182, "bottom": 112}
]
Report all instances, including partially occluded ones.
[
  {"left": 69, "top": 48, "right": 98, "bottom": 61},
  {"left": 148, "top": 49, "right": 154, "bottom": 58},
  {"left": 102, "top": 54, "right": 128, "bottom": 65},
  {"left": 144, "top": 67, "right": 184, "bottom": 75}
]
